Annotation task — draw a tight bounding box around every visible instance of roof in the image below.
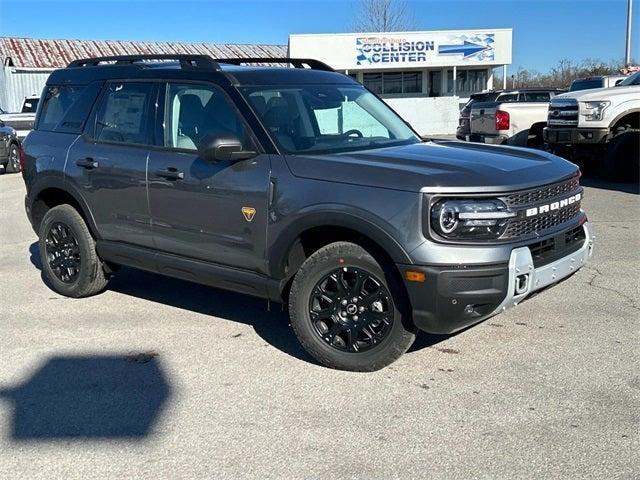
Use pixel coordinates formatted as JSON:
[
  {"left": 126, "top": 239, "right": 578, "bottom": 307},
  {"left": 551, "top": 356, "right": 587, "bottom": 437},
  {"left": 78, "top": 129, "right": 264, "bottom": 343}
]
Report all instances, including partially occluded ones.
[{"left": 0, "top": 36, "right": 288, "bottom": 69}]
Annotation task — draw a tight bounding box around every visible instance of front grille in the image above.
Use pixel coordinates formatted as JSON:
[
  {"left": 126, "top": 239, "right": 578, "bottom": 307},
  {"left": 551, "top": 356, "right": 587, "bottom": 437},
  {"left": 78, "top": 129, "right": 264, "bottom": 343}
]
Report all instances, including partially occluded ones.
[
  {"left": 504, "top": 177, "right": 580, "bottom": 207},
  {"left": 503, "top": 203, "right": 581, "bottom": 239},
  {"left": 548, "top": 101, "right": 579, "bottom": 126}
]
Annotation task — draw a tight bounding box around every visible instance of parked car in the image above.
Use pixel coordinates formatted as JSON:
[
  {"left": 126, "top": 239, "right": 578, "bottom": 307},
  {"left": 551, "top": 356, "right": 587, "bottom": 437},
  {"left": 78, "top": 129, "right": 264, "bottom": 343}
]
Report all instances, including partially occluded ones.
[
  {"left": 469, "top": 88, "right": 565, "bottom": 147},
  {"left": 544, "top": 70, "right": 640, "bottom": 181},
  {"left": 456, "top": 90, "right": 502, "bottom": 140},
  {"left": 569, "top": 75, "right": 627, "bottom": 92},
  {"left": 0, "top": 119, "right": 21, "bottom": 173},
  {"left": 0, "top": 96, "right": 39, "bottom": 139},
  {"left": 22, "top": 54, "right": 594, "bottom": 371}
]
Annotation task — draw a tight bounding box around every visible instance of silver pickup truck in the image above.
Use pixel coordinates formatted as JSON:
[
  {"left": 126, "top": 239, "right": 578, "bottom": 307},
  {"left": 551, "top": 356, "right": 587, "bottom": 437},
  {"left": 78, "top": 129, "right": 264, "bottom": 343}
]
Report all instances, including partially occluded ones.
[{"left": 469, "top": 89, "right": 565, "bottom": 147}]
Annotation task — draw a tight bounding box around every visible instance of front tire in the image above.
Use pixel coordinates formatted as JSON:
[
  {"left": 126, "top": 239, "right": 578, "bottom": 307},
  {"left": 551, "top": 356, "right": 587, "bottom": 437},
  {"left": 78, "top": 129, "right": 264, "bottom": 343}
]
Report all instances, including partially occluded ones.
[
  {"left": 39, "top": 204, "right": 109, "bottom": 298},
  {"left": 605, "top": 128, "right": 640, "bottom": 182},
  {"left": 289, "top": 242, "right": 416, "bottom": 371}
]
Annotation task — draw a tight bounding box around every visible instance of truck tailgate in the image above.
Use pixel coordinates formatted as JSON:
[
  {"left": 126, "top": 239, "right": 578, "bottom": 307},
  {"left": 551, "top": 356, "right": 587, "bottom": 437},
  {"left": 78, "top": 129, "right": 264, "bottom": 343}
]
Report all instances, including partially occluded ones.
[{"left": 470, "top": 104, "right": 498, "bottom": 135}]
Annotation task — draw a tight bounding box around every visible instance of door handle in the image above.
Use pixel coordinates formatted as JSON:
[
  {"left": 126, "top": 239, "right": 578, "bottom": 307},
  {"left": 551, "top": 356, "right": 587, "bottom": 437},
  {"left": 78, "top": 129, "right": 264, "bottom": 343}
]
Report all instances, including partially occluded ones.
[
  {"left": 76, "top": 157, "right": 99, "bottom": 169},
  {"left": 155, "top": 168, "right": 184, "bottom": 180}
]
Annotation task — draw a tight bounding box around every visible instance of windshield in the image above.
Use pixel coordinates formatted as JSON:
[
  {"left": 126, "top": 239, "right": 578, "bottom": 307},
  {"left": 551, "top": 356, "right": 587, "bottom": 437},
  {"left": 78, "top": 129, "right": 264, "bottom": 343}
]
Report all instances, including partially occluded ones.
[
  {"left": 617, "top": 71, "right": 640, "bottom": 86},
  {"left": 240, "top": 84, "right": 419, "bottom": 154}
]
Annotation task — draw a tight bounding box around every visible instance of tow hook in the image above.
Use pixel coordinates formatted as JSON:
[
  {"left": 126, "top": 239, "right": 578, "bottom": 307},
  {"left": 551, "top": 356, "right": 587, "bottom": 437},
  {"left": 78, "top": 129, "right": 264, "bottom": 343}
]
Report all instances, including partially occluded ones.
[{"left": 515, "top": 274, "right": 530, "bottom": 295}]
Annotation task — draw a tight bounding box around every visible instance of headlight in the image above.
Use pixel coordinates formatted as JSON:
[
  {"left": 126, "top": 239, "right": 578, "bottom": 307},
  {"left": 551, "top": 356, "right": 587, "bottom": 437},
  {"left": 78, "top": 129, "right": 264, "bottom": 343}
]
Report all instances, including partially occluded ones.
[
  {"left": 430, "top": 199, "right": 515, "bottom": 240},
  {"left": 582, "top": 101, "right": 610, "bottom": 121}
]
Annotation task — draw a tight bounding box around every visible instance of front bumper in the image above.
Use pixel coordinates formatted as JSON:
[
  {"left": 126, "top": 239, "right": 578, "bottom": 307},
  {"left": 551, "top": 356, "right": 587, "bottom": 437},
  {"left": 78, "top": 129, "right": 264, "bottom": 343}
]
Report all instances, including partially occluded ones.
[
  {"left": 544, "top": 127, "right": 608, "bottom": 145},
  {"left": 400, "top": 222, "right": 594, "bottom": 334}
]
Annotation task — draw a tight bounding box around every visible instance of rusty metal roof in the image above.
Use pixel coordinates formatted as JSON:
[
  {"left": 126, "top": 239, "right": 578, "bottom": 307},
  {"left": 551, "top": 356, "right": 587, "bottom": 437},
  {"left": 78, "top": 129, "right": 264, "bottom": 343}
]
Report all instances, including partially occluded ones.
[{"left": 0, "top": 37, "right": 288, "bottom": 69}]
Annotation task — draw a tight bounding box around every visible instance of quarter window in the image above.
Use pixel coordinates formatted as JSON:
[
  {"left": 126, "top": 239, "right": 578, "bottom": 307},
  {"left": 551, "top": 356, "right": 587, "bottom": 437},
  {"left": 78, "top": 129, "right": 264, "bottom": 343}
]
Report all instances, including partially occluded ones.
[
  {"left": 37, "top": 85, "right": 85, "bottom": 132},
  {"left": 94, "top": 82, "right": 154, "bottom": 145}
]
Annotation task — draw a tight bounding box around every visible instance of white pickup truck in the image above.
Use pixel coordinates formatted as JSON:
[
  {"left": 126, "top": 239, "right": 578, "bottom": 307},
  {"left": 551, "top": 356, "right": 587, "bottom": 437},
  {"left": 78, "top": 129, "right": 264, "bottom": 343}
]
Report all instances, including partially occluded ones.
[
  {"left": 544, "top": 71, "right": 640, "bottom": 181},
  {"left": 469, "top": 89, "right": 565, "bottom": 147},
  {"left": 0, "top": 95, "right": 39, "bottom": 140}
]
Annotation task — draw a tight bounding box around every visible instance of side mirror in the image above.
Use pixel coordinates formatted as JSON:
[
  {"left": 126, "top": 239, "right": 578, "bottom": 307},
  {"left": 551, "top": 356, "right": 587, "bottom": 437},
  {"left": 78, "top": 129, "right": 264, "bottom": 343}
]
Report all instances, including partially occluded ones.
[{"left": 198, "top": 133, "right": 258, "bottom": 162}]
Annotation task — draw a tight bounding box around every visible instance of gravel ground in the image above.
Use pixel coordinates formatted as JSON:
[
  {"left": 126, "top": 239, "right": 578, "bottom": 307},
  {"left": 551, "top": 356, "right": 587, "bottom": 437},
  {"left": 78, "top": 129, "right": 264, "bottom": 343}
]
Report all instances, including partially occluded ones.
[{"left": 0, "top": 172, "right": 638, "bottom": 479}]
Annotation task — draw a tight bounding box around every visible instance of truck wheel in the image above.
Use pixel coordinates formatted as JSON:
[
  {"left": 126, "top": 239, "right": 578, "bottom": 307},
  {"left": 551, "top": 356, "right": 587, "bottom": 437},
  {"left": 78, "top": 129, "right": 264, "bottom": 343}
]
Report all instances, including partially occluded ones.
[
  {"left": 289, "top": 242, "right": 416, "bottom": 371},
  {"left": 6, "top": 143, "right": 21, "bottom": 173},
  {"left": 38, "top": 204, "right": 109, "bottom": 298},
  {"left": 605, "top": 129, "right": 640, "bottom": 182}
]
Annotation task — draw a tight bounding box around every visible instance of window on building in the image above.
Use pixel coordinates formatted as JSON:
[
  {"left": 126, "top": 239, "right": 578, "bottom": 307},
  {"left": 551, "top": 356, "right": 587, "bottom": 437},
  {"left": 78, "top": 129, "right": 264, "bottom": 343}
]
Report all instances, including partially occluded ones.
[
  {"left": 446, "top": 69, "right": 489, "bottom": 95},
  {"left": 362, "top": 72, "right": 423, "bottom": 95},
  {"left": 94, "top": 82, "right": 154, "bottom": 145}
]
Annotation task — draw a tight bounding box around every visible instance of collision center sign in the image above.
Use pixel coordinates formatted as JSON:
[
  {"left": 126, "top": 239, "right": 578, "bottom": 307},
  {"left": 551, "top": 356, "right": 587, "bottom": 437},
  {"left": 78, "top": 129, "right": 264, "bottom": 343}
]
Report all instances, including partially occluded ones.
[{"left": 289, "top": 29, "right": 512, "bottom": 70}]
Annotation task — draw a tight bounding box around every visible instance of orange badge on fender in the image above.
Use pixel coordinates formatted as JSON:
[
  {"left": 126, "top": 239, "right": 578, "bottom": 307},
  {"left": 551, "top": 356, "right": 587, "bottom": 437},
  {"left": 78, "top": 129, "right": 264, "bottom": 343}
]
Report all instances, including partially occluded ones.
[{"left": 242, "top": 207, "right": 256, "bottom": 222}]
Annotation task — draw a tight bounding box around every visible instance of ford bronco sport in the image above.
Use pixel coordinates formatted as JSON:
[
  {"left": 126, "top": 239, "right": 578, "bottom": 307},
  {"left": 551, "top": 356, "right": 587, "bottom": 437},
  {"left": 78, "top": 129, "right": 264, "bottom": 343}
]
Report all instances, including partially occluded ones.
[{"left": 22, "top": 55, "right": 594, "bottom": 371}]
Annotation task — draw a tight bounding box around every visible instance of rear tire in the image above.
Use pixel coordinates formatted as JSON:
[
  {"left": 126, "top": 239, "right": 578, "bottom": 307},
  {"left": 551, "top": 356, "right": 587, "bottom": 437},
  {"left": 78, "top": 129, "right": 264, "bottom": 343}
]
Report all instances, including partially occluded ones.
[
  {"left": 39, "top": 204, "right": 109, "bottom": 298},
  {"left": 6, "top": 143, "right": 20, "bottom": 173},
  {"left": 288, "top": 242, "right": 416, "bottom": 371}
]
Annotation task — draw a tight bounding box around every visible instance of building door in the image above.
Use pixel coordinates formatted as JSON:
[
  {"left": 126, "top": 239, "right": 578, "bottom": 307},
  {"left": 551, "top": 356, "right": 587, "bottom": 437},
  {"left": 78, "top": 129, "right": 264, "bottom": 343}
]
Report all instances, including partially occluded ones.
[{"left": 428, "top": 71, "right": 442, "bottom": 97}]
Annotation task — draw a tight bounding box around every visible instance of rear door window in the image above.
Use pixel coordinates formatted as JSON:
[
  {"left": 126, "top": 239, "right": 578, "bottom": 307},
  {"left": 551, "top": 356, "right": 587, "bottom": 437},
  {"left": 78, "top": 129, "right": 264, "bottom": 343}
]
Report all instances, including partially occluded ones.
[
  {"left": 523, "top": 92, "right": 551, "bottom": 102},
  {"left": 93, "top": 82, "right": 155, "bottom": 145},
  {"left": 37, "top": 85, "right": 85, "bottom": 131}
]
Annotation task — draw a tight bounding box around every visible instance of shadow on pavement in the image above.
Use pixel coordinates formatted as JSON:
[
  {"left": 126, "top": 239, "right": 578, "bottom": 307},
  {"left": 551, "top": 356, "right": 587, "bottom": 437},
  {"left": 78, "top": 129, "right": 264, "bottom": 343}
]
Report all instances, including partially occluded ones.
[
  {"left": 0, "top": 355, "right": 170, "bottom": 440},
  {"left": 29, "top": 243, "right": 445, "bottom": 367},
  {"left": 580, "top": 174, "right": 639, "bottom": 194}
]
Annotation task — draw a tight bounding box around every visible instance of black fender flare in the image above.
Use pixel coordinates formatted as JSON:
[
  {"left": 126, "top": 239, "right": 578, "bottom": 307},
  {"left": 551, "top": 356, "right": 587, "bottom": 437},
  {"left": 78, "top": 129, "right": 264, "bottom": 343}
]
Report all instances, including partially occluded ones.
[
  {"left": 268, "top": 207, "right": 413, "bottom": 281},
  {"left": 29, "top": 176, "right": 101, "bottom": 238}
]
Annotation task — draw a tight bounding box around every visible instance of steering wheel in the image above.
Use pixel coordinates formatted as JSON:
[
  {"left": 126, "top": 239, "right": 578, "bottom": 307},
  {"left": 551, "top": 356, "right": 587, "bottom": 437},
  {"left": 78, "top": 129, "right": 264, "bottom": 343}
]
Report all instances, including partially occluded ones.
[{"left": 342, "top": 129, "right": 364, "bottom": 138}]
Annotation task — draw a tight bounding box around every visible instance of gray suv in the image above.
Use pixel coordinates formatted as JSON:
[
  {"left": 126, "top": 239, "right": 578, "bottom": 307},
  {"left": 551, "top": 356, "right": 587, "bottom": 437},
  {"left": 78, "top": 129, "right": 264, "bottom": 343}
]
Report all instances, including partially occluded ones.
[{"left": 22, "top": 55, "right": 594, "bottom": 371}]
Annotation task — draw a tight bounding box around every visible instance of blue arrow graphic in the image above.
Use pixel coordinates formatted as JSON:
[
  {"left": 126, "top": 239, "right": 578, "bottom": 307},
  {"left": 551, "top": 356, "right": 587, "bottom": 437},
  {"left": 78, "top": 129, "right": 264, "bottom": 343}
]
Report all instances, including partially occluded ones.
[{"left": 438, "top": 41, "right": 488, "bottom": 58}]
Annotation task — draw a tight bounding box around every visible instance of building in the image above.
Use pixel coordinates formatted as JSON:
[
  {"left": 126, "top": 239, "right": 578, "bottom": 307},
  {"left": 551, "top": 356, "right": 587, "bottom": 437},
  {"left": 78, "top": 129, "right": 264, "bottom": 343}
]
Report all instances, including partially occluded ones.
[
  {"left": 0, "top": 37, "right": 287, "bottom": 113},
  {"left": 289, "top": 29, "right": 512, "bottom": 135}
]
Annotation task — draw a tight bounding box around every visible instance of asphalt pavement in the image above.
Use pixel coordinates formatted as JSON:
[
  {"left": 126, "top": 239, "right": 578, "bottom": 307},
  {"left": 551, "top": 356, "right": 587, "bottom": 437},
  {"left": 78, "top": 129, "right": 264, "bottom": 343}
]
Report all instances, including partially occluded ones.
[{"left": 0, "top": 172, "right": 638, "bottom": 479}]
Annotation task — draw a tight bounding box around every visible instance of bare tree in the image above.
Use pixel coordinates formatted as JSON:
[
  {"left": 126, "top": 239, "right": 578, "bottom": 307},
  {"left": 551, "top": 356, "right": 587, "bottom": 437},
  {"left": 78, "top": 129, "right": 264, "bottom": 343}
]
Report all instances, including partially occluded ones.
[{"left": 352, "top": 0, "right": 416, "bottom": 32}]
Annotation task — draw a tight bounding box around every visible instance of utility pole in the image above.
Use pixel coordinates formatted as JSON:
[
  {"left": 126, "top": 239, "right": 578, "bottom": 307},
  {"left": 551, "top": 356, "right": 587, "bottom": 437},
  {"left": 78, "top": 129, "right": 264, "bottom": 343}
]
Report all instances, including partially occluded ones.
[{"left": 625, "top": 0, "right": 633, "bottom": 66}]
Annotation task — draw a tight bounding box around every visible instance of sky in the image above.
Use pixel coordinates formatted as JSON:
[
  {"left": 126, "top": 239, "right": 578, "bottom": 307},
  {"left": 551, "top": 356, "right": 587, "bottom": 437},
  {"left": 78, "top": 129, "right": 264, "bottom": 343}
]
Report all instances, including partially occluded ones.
[{"left": 0, "top": 0, "right": 637, "bottom": 73}]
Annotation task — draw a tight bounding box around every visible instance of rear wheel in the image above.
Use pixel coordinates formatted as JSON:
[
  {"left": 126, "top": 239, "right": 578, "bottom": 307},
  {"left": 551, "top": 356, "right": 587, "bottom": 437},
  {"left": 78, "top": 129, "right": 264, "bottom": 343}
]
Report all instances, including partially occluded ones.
[
  {"left": 289, "top": 242, "right": 416, "bottom": 371},
  {"left": 6, "top": 143, "right": 20, "bottom": 173},
  {"left": 39, "top": 204, "right": 109, "bottom": 298}
]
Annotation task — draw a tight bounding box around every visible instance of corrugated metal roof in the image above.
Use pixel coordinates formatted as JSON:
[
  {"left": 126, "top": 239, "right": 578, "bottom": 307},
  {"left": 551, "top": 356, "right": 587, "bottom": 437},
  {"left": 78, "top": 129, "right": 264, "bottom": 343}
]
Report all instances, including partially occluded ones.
[{"left": 0, "top": 37, "right": 288, "bottom": 68}]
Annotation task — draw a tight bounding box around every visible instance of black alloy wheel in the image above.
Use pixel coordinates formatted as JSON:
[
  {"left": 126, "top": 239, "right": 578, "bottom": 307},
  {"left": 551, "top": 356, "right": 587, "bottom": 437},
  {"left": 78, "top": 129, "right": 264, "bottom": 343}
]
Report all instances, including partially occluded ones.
[
  {"left": 44, "top": 222, "right": 82, "bottom": 283},
  {"left": 308, "top": 266, "right": 394, "bottom": 353}
]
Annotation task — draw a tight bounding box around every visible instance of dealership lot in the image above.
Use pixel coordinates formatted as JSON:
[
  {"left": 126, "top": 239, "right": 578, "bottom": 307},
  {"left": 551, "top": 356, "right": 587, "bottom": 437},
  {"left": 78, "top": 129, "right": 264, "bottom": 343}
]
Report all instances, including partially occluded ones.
[{"left": 0, "top": 172, "right": 638, "bottom": 479}]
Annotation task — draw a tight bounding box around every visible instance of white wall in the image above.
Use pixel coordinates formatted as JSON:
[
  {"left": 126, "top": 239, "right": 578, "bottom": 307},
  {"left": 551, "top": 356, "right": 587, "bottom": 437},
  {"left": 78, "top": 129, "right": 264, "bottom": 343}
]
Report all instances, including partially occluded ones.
[
  {"left": 383, "top": 96, "right": 459, "bottom": 136},
  {"left": 0, "top": 67, "right": 52, "bottom": 112}
]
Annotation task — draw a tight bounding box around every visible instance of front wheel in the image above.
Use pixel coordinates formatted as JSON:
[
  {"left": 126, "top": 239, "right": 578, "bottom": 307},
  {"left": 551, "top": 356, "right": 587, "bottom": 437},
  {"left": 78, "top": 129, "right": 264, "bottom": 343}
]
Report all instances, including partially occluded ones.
[
  {"left": 289, "top": 242, "right": 416, "bottom": 371},
  {"left": 6, "top": 143, "right": 21, "bottom": 173}
]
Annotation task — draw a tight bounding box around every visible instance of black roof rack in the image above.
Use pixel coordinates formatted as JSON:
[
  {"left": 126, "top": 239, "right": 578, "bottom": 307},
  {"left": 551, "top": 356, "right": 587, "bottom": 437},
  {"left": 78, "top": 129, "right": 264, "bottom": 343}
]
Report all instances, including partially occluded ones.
[
  {"left": 217, "top": 57, "right": 334, "bottom": 72},
  {"left": 66, "top": 55, "right": 334, "bottom": 73},
  {"left": 67, "top": 54, "right": 220, "bottom": 70}
]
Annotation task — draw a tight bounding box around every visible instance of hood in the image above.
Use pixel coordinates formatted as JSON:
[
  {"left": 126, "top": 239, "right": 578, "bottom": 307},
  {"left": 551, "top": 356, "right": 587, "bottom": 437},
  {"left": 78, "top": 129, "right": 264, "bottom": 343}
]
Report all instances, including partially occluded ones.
[
  {"left": 285, "top": 141, "right": 578, "bottom": 193},
  {"left": 555, "top": 84, "right": 640, "bottom": 101}
]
